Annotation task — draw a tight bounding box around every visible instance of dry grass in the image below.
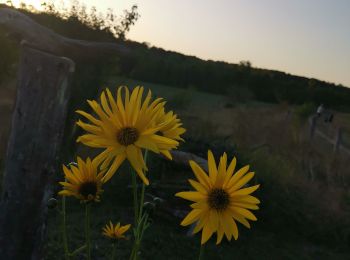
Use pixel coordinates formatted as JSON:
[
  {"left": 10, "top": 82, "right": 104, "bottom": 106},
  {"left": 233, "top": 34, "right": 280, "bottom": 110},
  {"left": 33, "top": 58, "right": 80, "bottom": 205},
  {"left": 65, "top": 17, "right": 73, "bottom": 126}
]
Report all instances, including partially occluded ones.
[
  {"left": 178, "top": 98, "right": 350, "bottom": 238},
  {"left": 182, "top": 99, "right": 350, "bottom": 184},
  {"left": 1, "top": 81, "right": 350, "bottom": 257}
]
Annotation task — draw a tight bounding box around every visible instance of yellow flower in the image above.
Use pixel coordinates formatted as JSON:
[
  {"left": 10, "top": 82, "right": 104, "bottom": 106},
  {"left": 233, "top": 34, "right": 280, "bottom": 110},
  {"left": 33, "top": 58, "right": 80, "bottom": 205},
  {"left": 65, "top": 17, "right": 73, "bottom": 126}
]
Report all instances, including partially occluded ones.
[
  {"left": 59, "top": 157, "right": 104, "bottom": 202},
  {"left": 175, "top": 150, "right": 260, "bottom": 245},
  {"left": 102, "top": 221, "right": 131, "bottom": 240},
  {"left": 76, "top": 86, "right": 182, "bottom": 185},
  {"left": 154, "top": 108, "right": 186, "bottom": 160}
]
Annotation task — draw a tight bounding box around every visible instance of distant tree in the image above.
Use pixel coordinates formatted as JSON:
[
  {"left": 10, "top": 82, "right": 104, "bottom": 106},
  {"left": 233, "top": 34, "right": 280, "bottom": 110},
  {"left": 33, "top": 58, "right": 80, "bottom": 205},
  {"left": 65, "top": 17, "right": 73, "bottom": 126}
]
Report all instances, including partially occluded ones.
[
  {"left": 78, "top": 3, "right": 88, "bottom": 24},
  {"left": 6, "top": 0, "right": 13, "bottom": 7},
  {"left": 19, "top": 2, "right": 26, "bottom": 10},
  {"left": 142, "top": 42, "right": 151, "bottom": 48},
  {"left": 69, "top": 0, "right": 79, "bottom": 18},
  {"left": 88, "top": 6, "right": 99, "bottom": 30},
  {"left": 114, "top": 5, "right": 140, "bottom": 40},
  {"left": 239, "top": 60, "right": 252, "bottom": 68},
  {"left": 41, "top": 1, "right": 56, "bottom": 14},
  {"left": 38, "top": 0, "right": 139, "bottom": 40}
]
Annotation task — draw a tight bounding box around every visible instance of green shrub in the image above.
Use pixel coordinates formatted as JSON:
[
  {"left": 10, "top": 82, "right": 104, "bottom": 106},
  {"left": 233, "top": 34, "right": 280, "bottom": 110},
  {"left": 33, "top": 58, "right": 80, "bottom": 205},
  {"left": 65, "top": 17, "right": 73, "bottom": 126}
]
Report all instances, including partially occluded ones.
[{"left": 295, "top": 102, "right": 316, "bottom": 123}]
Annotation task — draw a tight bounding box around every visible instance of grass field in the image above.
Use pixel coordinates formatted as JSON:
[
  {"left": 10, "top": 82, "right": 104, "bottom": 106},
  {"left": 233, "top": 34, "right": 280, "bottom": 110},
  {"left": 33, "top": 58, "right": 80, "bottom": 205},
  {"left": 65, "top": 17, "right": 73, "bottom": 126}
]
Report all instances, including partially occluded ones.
[
  {"left": 45, "top": 155, "right": 350, "bottom": 260},
  {"left": 1, "top": 78, "right": 350, "bottom": 259}
]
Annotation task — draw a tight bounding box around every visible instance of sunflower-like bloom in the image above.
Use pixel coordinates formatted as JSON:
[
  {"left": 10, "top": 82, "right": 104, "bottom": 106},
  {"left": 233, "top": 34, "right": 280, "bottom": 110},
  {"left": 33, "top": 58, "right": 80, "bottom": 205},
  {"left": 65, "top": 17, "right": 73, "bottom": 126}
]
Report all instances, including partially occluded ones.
[
  {"left": 154, "top": 108, "right": 186, "bottom": 160},
  {"left": 176, "top": 150, "right": 260, "bottom": 245},
  {"left": 76, "top": 86, "right": 184, "bottom": 185},
  {"left": 102, "top": 221, "right": 131, "bottom": 240},
  {"left": 59, "top": 157, "right": 104, "bottom": 202}
]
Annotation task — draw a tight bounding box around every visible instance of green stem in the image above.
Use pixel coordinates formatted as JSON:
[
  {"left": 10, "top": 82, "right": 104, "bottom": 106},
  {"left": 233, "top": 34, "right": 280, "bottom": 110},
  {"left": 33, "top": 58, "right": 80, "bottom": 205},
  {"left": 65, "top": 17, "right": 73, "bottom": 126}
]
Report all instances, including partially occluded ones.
[
  {"left": 69, "top": 245, "right": 86, "bottom": 257},
  {"left": 85, "top": 203, "right": 91, "bottom": 260},
  {"left": 62, "top": 185, "right": 69, "bottom": 260},
  {"left": 131, "top": 169, "right": 139, "bottom": 226},
  {"left": 198, "top": 244, "right": 205, "bottom": 260},
  {"left": 139, "top": 183, "right": 145, "bottom": 218},
  {"left": 130, "top": 151, "right": 149, "bottom": 260},
  {"left": 130, "top": 168, "right": 139, "bottom": 260},
  {"left": 138, "top": 150, "right": 148, "bottom": 218},
  {"left": 111, "top": 242, "right": 117, "bottom": 260}
]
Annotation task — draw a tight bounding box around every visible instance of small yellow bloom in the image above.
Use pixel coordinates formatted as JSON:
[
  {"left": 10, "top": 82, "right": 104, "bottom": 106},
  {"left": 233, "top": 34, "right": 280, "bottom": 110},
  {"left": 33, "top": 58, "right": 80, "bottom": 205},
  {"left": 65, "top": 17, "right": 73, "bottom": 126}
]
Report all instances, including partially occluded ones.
[
  {"left": 76, "top": 86, "right": 184, "bottom": 185},
  {"left": 176, "top": 150, "right": 260, "bottom": 245},
  {"left": 59, "top": 157, "right": 104, "bottom": 202},
  {"left": 102, "top": 221, "right": 131, "bottom": 240},
  {"left": 154, "top": 108, "right": 186, "bottom": 160}
]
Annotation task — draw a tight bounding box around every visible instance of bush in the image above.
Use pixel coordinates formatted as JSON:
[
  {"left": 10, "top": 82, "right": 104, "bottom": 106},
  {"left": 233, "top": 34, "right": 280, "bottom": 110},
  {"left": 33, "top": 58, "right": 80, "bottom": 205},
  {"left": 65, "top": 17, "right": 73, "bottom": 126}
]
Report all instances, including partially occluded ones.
[{"left": 295, "top": 102, "right": 316, "bottom": 123}]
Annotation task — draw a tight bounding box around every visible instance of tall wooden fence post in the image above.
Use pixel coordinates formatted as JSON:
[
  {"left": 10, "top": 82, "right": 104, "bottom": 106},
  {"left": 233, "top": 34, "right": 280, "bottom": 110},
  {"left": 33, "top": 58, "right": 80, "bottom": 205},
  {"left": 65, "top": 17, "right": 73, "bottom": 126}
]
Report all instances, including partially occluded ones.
[
  {"left": 309, "top": 115, "right": 318, "bottom": 140},
  {"left": 0, "top": 45, "right": 75, "bottom": 259},
  {"left": 334, "top": 127, "right": 342, "bottom": 153}
]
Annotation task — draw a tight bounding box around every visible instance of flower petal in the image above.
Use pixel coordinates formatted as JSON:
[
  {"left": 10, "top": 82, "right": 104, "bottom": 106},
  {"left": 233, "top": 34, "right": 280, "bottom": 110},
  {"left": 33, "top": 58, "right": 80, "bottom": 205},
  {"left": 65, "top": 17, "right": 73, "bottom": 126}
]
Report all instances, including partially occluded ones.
[
  {"left": 207, "top": 150, "right": 218, "bottom": 183},
  {"left": 135, "top": 135, "right": 160, "bottom": 153},
  {"left": 189, "top": 160, "right": 211, "bottom": 190},
  {"left": 101, "top": 154, "right": 126, "bottom": 183},
  {"left": 188, "top": 179, "right": 207, "bottom": 194},
  {"left": 201, "top": 222, "right": 214, "bottom": 244},
  {"left": 231, "top": 207, "right": 257, "bottom": 221},
  {"left": 180, "top": 209, "right": 202, "bottom": 226},
  {"left": 229, "top": 172, "right": 255, "bottom": 192},
  {"left": 224, "top": 165, "right": 250, "bottom": 189},
  {"left": 175, "top": 191, "right": 205, "bottom": 202},
  {"left": 231, "top": 184, "right": 260, "bottom": 197}
]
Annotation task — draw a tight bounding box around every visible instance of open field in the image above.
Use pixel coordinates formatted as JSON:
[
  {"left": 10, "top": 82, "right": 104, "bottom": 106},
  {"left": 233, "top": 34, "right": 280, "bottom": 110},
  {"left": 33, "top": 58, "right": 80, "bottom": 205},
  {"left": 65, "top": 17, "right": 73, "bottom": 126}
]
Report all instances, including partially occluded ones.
[{"left": 1, "top": 77, "right": 350, "bottom": 259}]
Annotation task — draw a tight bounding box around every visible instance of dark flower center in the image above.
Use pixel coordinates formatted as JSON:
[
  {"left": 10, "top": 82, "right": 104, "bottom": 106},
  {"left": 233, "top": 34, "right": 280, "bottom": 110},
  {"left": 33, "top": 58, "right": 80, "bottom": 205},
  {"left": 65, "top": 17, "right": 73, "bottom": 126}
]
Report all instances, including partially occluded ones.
[
  {"left": 117, "top": 127, "right": 139, "bottom": 146},
  {"left": 79, "top": 181, "right": 98, "bottom": 198},
  {"left": 208, "top": 188, "right": 230, "bottom": 211},
  {"left": 156, "top": 130, "right": 164, "bottom": 136}
]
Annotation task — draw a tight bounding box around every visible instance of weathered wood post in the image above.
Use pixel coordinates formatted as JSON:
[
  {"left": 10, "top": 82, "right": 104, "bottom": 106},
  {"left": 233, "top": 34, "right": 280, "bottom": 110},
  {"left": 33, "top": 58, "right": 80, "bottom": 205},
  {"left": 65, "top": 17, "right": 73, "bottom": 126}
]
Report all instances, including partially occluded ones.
[
  {"left": 0, "top": 7, "right": 131, "bottom": 258},
  {"left": 307, "top": 115, "right": 318, "bottom": 181},
  {"left": 0, "top": 44, "right": 74, "bottom": 259},
  {"left": 334, "top": 127, "right": 342, "bottom": 153},
  {"left": 309, "top": 114, "right": 318, "bottom": 140}
]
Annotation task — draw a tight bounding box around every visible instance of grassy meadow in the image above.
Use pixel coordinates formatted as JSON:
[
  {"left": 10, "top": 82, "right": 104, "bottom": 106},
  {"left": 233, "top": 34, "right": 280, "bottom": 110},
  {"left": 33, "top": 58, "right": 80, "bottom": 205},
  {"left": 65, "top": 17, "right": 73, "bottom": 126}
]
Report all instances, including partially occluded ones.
[{"left": 1, "top": 75, "right": 350, "bottom": 259}]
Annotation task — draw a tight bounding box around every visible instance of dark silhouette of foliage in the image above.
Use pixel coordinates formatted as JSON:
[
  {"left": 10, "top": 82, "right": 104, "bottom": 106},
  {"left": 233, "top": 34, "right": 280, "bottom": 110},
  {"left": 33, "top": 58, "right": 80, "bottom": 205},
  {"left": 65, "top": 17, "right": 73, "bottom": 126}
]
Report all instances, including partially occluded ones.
[
  {"left": 1, "top": 2, "right": 350, "bottom": 112},
  {"left": 39, "top": 0, "right": 139, "bottom": 40},
  {"left": 116, "top": 43, "right": 350, "bottom": 111}
]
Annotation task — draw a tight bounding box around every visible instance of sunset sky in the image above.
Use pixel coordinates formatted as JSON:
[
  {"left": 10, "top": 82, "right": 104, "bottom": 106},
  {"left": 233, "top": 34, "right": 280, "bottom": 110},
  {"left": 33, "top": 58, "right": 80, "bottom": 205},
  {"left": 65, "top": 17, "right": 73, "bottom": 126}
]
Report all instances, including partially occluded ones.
[{"left": 4, "top": 0, "right": 350, "bottom": 87}]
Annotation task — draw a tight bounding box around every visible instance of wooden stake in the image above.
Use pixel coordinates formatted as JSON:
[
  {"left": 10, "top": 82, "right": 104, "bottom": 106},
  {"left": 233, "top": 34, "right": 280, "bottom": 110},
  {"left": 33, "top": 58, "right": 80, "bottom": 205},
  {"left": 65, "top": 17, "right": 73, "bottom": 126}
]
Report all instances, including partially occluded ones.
[{"left": 0, "top": 45, "right": 74, "bottom": 259}]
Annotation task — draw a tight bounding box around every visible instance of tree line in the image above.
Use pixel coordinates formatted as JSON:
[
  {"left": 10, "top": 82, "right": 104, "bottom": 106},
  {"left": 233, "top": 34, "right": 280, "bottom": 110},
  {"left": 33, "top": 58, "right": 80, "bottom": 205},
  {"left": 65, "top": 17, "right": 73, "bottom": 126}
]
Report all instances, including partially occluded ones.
[{"left": 1, "top": 1, "right": 350, "bottom": 111}]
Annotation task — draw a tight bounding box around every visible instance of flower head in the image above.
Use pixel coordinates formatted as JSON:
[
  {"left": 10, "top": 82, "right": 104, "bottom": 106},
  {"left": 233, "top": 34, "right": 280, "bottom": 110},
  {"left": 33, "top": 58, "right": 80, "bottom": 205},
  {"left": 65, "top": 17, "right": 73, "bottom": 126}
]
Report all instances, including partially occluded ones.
[
  {"left": 176, "top": 150, "right": 260, "bottom": 245},
  {"left": 154, "top": 108, "right": 186, "bottom": 160},
  {"left": 76, "top": 86, "right": 184, "bottom": 185},
  {"left": 59, "top": 157, "right": 104, "bottom": 202},
  {"left": 102, "top": 221, "right": 131, "bottom": 240}
]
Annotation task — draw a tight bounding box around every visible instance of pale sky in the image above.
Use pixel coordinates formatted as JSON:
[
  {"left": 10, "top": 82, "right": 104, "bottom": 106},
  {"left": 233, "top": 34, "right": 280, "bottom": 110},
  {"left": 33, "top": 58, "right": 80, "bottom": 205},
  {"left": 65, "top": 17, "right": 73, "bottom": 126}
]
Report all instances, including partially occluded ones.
[{"left": 4, "top": 0, "right": 350, "bottom": 87}]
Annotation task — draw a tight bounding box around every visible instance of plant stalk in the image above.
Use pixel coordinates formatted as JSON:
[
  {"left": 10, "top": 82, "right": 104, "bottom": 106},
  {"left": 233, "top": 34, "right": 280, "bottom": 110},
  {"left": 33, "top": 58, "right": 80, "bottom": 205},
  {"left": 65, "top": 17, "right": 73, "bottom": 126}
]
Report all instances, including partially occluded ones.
[
  {"left": 130, "top": 150, "right": 149, "bottom": 260},
  {"left": 198, "top": 244, "right": 205, "bottom": 260},
  {"left": 85, "top": 203, "right": 91, "bottom": 260},
  {"left": 69, "top": 245, "right": 86, "bottom": 257},
  {"left": 62, "top": 187, "right": 69, "bottom": 260},
  {"left": 131, "top": 169, "right": 139, "bottom": 226},
  {"left": 138, "top": 150, "right": 148, "bottom": 218},
  {"left": 111, "top": 241, "right": 117, "bottom": 260}
]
